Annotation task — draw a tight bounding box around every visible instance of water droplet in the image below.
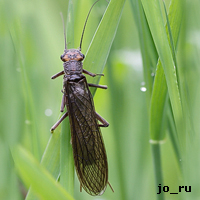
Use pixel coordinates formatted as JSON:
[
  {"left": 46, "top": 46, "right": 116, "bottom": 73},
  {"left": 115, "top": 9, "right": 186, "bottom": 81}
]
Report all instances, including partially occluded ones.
[
  {"left": 151, "top": 72, "right": 155, "bottom": 77},
  {"left": 140, "top": 87, "right": 147, "bottom": 92},
  {"left": 141, "top": 81, "right": 145, "bottom": 86},
  {"left": 16, "top": 68, "right": 21, "bottom": 72},
  {"left": 25, "top": 120, "right": 31, "bottom": 125},
  {"left": 45, "top": 109, "right": 53, "bottom": 116},
  {"left": 179, "top": 159, "right": 182, "bottom": 162}
]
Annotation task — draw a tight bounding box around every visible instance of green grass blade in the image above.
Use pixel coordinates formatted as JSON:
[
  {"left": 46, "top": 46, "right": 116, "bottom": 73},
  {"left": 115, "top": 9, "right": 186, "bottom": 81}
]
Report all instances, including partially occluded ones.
[
  {"left": 25, "top": 126, "right": 62, "bottom": 200},
  {"left": 130, "top": 0, "right": 158, "bottom": 106},
  {"left": 84, "top": 0, "right": 126, "bottom": 95},
  {"left": 60, "top": 119, "right": 74, "bottom": 195},
  {"left": 141, "top": 0, "right": 184, "bottom": 151},
  {"left": 150, "top": 0, "right": 183, "bottom": 151},
  {"left": 133, "top": 1, "right": 183, "bottom": 199},
  {"left": 12, "top": 146, "right": 74, "bottom": 200},
  {"left": 151, "top": 144, "right": 164, "bottom": 200},
  {"left": 162, "top": 0, "right": 182, "bottom": 165},
  {"left": 9, "top": 20, "right": 41, "bottom": 160},
  {"left": 150, "top": 61, "right": 168, "bottom": 141},
  {"left": 60, "top": 0, "right": 74, "bottom": 196},
  {"left": 163, "top": 1, "right": 177, "bottom": 70},
  {"left": 66, "top": 0, "right": 74, "bottom": 50}
]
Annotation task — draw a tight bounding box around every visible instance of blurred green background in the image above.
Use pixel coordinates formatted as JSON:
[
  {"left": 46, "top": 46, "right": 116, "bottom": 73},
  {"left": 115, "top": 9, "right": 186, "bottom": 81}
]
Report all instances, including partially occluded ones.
[{"left": 1, "top": 0, "right": 200, "bottom": 199}]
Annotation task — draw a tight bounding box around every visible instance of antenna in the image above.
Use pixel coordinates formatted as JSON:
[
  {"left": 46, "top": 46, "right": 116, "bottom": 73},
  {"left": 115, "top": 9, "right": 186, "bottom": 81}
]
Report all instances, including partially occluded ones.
[
  {"left": 79, "top": 0, "right": 103, "bottom": 51},
  {"left": 60, "top": 12, "right": 67, "bottom": 51}
]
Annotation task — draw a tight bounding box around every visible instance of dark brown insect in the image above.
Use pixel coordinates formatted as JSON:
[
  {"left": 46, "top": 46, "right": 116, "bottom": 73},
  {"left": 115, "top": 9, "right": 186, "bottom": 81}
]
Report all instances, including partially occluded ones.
[{"left": 50, "top": 0, "right": 113, "bottom": 196}]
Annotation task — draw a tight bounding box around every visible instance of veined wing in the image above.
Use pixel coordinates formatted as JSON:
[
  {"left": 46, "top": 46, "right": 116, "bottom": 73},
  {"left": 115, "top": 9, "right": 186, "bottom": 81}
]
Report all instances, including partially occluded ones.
[{"left": 65, "top": 77, "right": 108, "bottom": 196}]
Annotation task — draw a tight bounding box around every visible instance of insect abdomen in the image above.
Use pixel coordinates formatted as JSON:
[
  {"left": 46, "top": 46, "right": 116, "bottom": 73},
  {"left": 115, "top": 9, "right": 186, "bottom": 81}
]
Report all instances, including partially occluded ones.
[{"left": 64, "top": 77, "right": 108, "bottom": 195}]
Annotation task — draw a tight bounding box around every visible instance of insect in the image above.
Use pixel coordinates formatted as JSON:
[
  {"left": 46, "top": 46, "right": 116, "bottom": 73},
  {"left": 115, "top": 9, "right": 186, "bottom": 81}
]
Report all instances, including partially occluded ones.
[{"left": 50, "top": 0, "right": 113, "bottom": 196}]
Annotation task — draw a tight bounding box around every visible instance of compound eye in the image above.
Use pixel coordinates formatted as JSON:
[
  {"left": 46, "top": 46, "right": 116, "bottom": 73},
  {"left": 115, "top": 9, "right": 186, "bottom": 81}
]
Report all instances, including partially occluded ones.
[
  {"left": 60, "top": 53, "right": 70, "bottom": 61},
  {"left": 79, "top": 53, "right": 85, "bottom": 60}
]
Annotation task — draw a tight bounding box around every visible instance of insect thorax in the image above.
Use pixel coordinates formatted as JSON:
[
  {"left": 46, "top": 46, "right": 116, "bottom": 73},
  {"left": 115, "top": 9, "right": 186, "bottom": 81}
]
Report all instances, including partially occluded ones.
[{"left": 63, "top": 60, "right": 83, "bottom": 75}]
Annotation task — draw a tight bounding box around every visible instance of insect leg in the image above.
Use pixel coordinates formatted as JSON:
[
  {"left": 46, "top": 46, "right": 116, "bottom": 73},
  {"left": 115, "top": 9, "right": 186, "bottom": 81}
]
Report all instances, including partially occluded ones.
[
  {"left": 80, "top": 183, "right": 83, "bottom": 192},
  {"left": 95, "top": 112, "right": 109, "bottom": 127},
  {"left": 51, "top": 70, "right": 64, "bottom": 79},
  {"left": 83, "top": 69, "right": 104, "bottom": 77},
  {"left": 108, "top": 181, "right": 114, "bottom": 193},
  {"left": 50, "top": 112, "right": 68, "bottom": 133},
  {"left": 88, "top": 83, "right": 107, "bottom": 89},
  {"left": 60, "top": 94, "right": 66, "bottom": 112}
]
